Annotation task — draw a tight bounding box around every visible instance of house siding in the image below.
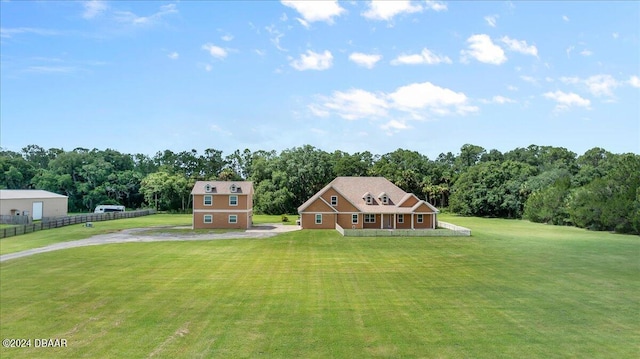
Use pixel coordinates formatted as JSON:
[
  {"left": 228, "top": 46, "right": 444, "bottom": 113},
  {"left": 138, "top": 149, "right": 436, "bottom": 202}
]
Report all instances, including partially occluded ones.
[
  {"left": 301, "top": 213, "right": 336, "bottom": 229},
  {"left": 321, "top": 188, "right": 359, "bottom": 213},
  {"left": 191, "top": 181, "right": 254, "bottom": 229},
  {"left": 193, "top": 211, "right": 251, "bottom": 229}
]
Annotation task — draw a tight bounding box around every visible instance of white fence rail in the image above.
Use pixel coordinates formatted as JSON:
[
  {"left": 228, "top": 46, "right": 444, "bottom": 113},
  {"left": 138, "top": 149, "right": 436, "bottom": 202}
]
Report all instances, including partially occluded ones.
[
  {"left": 437, "top": 221, "right": 472, "bottom": 236},
  {"left": 335, "top": 221, "right": 471, "bottom": 237}
]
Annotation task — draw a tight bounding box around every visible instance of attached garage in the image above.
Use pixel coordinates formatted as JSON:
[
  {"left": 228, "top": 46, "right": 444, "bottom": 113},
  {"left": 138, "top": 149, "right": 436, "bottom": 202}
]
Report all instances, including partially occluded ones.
[{"left": 0, "top": 190, "right": 68, "bottom": 221}]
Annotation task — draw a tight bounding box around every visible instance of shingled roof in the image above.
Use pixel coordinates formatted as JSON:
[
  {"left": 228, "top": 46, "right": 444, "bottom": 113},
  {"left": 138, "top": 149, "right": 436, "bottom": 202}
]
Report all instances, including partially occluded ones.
[
  {"left": 298, "top": 177, "right": 438, "bottom": 214},
  {"left": 191, "top": 181, "right": 253, "bottom": 195}
]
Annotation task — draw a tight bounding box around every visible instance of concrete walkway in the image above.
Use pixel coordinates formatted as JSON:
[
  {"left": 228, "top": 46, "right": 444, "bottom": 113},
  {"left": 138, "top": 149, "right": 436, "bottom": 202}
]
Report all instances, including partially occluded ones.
[{"left": 0, "top": 224, "right": 301, "bottom": 262}]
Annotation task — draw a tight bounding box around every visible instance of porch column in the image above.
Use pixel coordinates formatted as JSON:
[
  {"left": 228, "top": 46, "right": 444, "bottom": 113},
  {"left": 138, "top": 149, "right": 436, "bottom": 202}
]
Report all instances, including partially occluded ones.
[
  {"left": 411, "top": 214, "right": 414, "bottom": 229},
  {"left": 380, "top": 214, "right": 383, "bottom": 229},
  {"left": 432, "top": 213, "right": 435, "bottom": 229}
]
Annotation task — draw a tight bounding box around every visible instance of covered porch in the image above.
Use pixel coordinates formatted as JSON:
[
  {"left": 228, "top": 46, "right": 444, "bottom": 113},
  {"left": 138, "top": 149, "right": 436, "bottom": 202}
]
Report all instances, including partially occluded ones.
[{"left": 361, "top": 212, "right": 436, "bottom": 230}]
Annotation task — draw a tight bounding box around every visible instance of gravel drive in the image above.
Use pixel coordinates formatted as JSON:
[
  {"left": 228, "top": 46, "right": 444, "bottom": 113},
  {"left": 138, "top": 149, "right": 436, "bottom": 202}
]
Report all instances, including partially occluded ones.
[{"left": 0, "top": 224, "right": 301, "bottom": 262}]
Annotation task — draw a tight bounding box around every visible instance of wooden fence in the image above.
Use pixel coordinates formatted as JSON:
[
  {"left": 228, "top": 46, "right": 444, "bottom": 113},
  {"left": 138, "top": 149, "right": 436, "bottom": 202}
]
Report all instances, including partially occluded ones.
[{"left": 0, "top": 210, "right": 156, "bottom": 239}]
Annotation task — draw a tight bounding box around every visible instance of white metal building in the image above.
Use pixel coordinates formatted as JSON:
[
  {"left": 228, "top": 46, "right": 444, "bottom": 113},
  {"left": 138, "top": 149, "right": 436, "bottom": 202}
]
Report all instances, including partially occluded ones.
[{"left": 0, "top": 190, "right": 68, "bottom": 220}]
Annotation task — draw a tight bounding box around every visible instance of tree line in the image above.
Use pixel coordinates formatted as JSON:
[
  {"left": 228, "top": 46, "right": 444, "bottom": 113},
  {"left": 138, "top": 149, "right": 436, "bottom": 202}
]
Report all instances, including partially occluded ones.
[{"left": 1, "top": 144, "right": 638, "bottom": 234}]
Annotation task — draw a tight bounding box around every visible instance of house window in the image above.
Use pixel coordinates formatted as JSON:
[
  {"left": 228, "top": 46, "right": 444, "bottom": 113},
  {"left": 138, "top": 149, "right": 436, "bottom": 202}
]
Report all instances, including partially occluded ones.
[
  {"left": 331, "top": 196, "right": 338, "bottom": 206},
  {"left": 315, "top": 214, "right": 322, "bottom": 224},
  {"left": 398, "top": 214, "right": 404, "bottom": 223},
  {"left": 417, "top": 214, "right": 424, "bottom": 223},
  {"left": 204, "top": 195, "right": 212, "bottom": 206},
  {"left": 364, "top": 214, "right": 376, "bottom": 223},
  {"left": 229, "top": 195, "right": 238, "bottom": 206},
  {"left": 229, "top": 215, "right": 238, "bottom": 224},
  {"left": 382, "top": 196, "right": 389, "bottom": 205},
  {"left": 365, "top": 196, "right": 372, "bottom": 205},
  {"left": 204, "top": 215, "right": 213, "bottom": 224},
  {"left": 352, "top": 214, "right": 358, "bottom": 224}
]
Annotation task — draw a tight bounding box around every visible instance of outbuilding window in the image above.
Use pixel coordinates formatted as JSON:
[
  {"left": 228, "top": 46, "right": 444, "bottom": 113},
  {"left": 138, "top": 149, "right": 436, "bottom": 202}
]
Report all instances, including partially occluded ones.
[
  {"left": 204, "top": 215, "right": 213, "bottom": 223},
  {"left": 229, "top": 215, "right": 238, "bottom": 224},
  {"left": 229, "top": 195, "right": 238, "bottom": 206},
  {"left": 204, "top": 195, "right": 212, "bottom": 206}
]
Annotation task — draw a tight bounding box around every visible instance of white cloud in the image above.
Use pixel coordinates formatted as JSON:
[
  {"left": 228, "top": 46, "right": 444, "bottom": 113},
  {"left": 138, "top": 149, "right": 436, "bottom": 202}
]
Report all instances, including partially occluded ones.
[
  {"left": 281, "top": 0, "right": 345, "bottom": 25},
  {"left": 168, "top": 52, "right": 179, "bottom": 60},
  {"left": 629, "top": 76, "right": 640, "bottom": 88},
  {"left": 566, "top": 45, "right": 575, "bottom": 58},
  {"left": 0, "top": 27, "right": 60, "bottom": 38},
  {"left": 612, "top": 32, "right": 619, "bottom": 39},
  {"left": 561, "top": 74, "right": 620, "bottom": 97},
  {"left": 381, "top": 119, "right": 410, "bottom": 133},
  {"left": 520, "top": 75, "right": 539, "bottom": 85},
  {"left": 562, "top": 15, "right": 570, "bottom": 22},
  {"left": 309, "top": 81, "right": 476, "bottom": 127},
  {"left": 349, "top": 52, "right": 382, "bottom": 69},
  {"left": 221, "top": 34, "right": 234, "bottom": 42},
  {"left": 388, "top": 82, "right": 475, "bottom": 115},
  {"left": 584, "top": 75, "right": 619, "bottom": 97},
  {"left": 114, "top": 4, "right": 177, "bottom": 26},
  {"left": 391, "top": 48, "right": 452, "bottom": 65},
  {"left": 461, "top": 34, "right": 507, "bottom": 65},
  {"left": 362, "top": 0, "right": 422, "bottom": 21},
  {"left": 580, "top": 49, "right": 593, "bottom": 56},
  {"left": 82, "top": 0, "right": 107, "bottom": 19},
  {"left": 543, "top": 91, "right": 591, "bottom": 111},
  {"left": 424, "top": 1, "right": 448, "bottom": 12},
  {"left": 265, "top": 25, "right": 286, "bottom": 51},
  {"left": 484, "top": 14, "right": 499, "bottom": 27},
  {"left": 202, "top": 43, "right": 228, "bottom": 59},
  {"left": 500, "top": 36, "right": 538, "bottom": 57},
  {"left": 319, "top": 89, "right": 389, "bottom": 120},
  {"left": 507, "top": 85, "right": 518, "bottom": 91},
  {"left": 290, "top": 50, "right": 333, "bottom": 71},
  {"left": 481, "top": 95, "right": 515, "bottom": 104}
]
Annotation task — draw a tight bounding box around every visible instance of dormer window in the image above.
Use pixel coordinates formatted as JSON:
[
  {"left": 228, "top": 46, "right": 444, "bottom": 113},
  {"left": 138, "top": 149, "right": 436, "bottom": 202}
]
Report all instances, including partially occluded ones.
[
  {"left": 378, "top": 192, "right": 389, "bottom": 205},
  {"left": 363, "top": 192, "right": 373, "bottom": 205},
  {"left": 230, "top": 184, "right": 237, "bottom": 193},
  {"left": 205, "top": 184, "right": 213, "bottom": 193}
]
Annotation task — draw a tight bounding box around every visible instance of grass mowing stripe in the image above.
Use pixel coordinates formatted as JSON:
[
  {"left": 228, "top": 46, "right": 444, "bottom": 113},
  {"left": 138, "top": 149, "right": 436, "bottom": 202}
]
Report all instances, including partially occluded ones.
[{"left": 1, "top": 217, "right": 638, "bottom": 358}]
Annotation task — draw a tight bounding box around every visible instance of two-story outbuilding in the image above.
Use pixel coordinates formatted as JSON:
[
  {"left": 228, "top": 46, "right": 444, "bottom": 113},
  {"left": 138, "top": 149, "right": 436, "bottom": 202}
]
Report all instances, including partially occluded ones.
[{"left": 191, "top": 181, "right": 254, "bottom": 229}]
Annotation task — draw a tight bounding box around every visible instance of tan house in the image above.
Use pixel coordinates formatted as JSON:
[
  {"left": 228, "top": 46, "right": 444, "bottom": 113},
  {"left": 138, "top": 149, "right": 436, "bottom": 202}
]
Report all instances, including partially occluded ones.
[
  {"left": 191, "top": 181, "right": 253, "bottom": 229},
  {"left": 298, "top": 177, "right": 438, "bottom": 231},
  {"left": 0, "top": 189, "right": 68, "bottom": 220}
]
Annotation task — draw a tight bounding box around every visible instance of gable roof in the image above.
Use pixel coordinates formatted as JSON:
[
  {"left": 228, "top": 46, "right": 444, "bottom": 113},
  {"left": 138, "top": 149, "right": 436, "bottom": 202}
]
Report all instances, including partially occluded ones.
[
  {"left": 0, "top": 190, "right": 67, "bottom": 200},
  {"left": 298, "top": 177, "right": 438, "bottom": 214},
  {"left": 191, "top": 181, "right": 253, "bottom": 195}
]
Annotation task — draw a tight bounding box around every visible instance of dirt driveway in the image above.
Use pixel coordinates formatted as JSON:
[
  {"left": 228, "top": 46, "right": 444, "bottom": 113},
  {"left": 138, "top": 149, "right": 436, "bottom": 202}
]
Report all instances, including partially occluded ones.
[{"left": 0, "top": 224, "right": 301, "bottom": 262}]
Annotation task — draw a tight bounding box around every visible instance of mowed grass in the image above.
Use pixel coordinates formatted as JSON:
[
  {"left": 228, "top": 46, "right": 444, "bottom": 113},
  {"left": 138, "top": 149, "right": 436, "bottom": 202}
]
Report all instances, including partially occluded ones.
[{"left": 1, "top": 216, "right": 638, "bottom": 358}]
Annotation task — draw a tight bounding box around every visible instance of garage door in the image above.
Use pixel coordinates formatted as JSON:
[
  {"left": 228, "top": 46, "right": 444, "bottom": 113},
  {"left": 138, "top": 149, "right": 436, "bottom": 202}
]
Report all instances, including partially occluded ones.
[{"left": 32, "top": 202, "right": 43, "bottom": 220}]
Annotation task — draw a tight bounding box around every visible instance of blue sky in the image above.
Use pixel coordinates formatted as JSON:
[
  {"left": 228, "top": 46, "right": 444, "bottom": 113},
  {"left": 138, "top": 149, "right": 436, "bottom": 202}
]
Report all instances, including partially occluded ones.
[{"left": 1, "top": 1, "right": 639, "bottom": 159}]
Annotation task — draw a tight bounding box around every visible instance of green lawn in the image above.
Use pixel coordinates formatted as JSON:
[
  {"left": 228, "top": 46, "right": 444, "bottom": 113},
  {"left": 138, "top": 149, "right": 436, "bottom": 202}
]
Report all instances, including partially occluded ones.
[{"left": 1, "top": 216, "right": 638, "bottom": 358}]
